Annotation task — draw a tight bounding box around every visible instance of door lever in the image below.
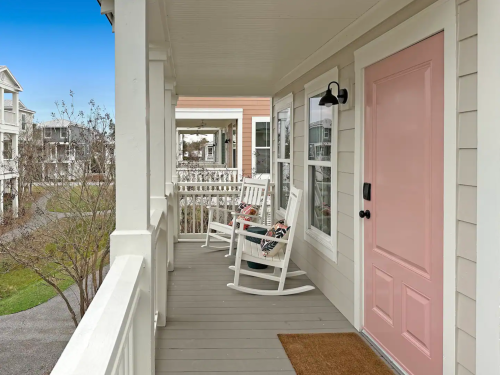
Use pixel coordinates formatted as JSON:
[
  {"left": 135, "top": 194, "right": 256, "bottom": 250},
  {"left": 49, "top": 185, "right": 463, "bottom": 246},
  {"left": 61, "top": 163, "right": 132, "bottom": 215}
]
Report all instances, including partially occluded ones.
[{"left": 359, "top": 210, "right": 371, "bottom": 219}]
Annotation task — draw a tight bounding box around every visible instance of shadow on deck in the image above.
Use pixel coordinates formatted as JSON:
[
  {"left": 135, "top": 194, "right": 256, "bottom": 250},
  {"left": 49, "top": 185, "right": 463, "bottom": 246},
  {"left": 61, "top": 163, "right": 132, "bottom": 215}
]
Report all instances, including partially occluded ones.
[{"left": 155, "top": 241, "right": 358, "bottom": 374}]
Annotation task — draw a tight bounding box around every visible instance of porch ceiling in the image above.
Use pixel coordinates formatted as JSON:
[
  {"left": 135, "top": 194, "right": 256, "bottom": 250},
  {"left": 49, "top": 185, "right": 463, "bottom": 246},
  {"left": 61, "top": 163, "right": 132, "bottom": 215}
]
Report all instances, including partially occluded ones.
[{"left": 147, "top": 0, "right": 387, "bottom": 96}]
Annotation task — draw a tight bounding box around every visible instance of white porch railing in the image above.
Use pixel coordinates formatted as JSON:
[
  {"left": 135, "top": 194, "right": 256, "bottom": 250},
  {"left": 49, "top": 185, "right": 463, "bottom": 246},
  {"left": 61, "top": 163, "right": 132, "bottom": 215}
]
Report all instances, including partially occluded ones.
[
  {"left": 177, "top": 167, "right": 239, "bottom": 183},
  {"left": 52, "top": 208, "right": 168, "bottom": 375},
  {"left": 176, "top": 182, "right": 274, "bottom": 240},
  {"left": 3, "top": 111, "right": 16, "bottom": 125},
  {"left": 51, "top": 254, "right": 144, "bottom": 375}
]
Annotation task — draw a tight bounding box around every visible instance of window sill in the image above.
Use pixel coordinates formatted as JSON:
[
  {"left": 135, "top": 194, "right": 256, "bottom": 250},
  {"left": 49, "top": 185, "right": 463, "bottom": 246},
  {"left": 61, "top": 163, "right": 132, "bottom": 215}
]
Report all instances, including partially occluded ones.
[{"left": 304, "top": 228, "right": 337, "bottom": 263}]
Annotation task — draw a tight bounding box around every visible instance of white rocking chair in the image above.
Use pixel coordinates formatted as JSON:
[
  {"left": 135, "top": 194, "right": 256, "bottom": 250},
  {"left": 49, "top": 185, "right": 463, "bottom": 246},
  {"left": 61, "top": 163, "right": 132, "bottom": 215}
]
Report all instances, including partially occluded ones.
[
  {"left": 202, "top": 178, "right": 270, "bottom": 257},
  {"left": 228, "top": 186, "right": 315, "bottom": 295}
]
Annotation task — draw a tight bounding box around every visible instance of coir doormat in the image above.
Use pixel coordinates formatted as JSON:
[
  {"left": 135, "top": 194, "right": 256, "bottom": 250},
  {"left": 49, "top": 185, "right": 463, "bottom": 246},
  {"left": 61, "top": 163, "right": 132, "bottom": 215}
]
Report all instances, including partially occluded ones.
[{"left": 278, "top": 333, "right": 394, "bottom": 375}]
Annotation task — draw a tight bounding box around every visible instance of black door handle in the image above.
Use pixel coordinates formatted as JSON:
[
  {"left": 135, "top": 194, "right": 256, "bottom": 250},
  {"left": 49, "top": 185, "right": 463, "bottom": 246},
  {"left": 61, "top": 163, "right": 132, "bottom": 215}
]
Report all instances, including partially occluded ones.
[{"left": 359, "top": 210, "right": 371, "bottom": 219}]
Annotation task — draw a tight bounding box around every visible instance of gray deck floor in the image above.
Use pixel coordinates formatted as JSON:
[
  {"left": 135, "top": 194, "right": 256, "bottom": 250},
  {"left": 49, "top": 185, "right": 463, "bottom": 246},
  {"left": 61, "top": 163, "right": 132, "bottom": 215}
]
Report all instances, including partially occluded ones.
[{"left": 155, "top": 242, "right": 397, "bottom": 374}]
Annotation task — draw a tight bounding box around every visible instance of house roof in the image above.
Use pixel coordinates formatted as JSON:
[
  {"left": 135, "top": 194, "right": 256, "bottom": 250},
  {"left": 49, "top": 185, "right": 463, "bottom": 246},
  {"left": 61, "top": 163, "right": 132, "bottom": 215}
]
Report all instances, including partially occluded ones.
[
  {"left": 37, "top": 119, "right": 77, "bottom": 128},
  {"left": 4, "top": 99, "right": 36, "bottom": 114},
  {"left": 0, "top": 66, "right": 23, "bottom": 92}
]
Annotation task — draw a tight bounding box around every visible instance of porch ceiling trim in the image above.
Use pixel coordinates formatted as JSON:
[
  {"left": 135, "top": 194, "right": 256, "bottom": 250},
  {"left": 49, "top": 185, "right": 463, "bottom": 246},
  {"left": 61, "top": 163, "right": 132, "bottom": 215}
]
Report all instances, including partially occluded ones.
[
  {"left": 175, "top": 108, "right": 243, "bottom": 120},
  {"left": 274, "top": 0, "right": 414, "bottom": 94}
]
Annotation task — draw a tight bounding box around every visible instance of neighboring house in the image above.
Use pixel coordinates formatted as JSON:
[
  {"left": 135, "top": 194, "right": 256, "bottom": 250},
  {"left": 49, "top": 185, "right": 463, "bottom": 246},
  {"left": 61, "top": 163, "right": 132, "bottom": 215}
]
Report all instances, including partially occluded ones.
[
  {"left": 0, "top": 66, "right": 34, "bottom": 216},
  {"left": 37, "top": 119, "right": 92, "bottom": 180},
  {"left": 176, "top": 97, "right": 271, "bottom": 178}
]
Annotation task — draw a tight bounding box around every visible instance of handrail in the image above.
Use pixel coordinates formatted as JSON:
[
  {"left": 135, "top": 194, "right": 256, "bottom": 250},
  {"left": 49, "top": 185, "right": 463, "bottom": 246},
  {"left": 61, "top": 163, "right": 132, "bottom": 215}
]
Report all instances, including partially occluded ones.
[
  {"left": 51, "top": 255, "right": 144, "bottom": 375},
  {"left": 150, "top": 209, "right": 163, "bottom": 248},
  {"left": 150, "top": 208, "right": 165, "bottom": 334}
]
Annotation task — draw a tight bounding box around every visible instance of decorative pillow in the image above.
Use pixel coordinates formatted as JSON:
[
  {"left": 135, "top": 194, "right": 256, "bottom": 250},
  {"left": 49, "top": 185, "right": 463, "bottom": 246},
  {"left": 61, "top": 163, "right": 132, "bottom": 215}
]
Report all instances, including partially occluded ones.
[
  {"left": 227, "top": 202, "right": 249, "bottom": 226},
  {"left": 236, "top": 202, "right": 249, "bottom": 212},
  {"left": 260, "top": 220, "right": 290, "bottom": 258},
  {"left": 228, "top": 204, "right": 258, "bottom": 230}
]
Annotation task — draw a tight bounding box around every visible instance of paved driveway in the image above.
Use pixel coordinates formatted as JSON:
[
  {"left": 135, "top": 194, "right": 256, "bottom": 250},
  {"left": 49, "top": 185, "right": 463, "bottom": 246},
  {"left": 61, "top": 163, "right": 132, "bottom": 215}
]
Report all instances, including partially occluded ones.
[{"left": 0, "top": 286, "right": 79, "bottom": 375}]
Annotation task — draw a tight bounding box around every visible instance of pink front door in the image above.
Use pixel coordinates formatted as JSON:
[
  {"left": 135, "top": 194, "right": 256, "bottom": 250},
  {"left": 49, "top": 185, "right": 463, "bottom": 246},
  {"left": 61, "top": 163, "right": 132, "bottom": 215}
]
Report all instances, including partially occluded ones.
[{"left": 363, "top": 32, "right": 444, "bottom": 375}]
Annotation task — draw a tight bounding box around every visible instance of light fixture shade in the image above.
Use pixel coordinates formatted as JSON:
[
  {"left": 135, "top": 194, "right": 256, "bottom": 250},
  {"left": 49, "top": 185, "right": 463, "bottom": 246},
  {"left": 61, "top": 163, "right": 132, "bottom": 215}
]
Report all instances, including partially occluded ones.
[{"left": 318, "top": 89, "right": 339, "bottom": 107}]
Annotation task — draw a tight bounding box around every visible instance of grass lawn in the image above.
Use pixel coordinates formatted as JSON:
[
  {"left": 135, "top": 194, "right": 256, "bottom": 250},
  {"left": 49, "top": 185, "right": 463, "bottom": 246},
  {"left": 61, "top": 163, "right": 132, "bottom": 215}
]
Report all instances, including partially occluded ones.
[
  {"left": 47, "top": 185, "right": 113, "bottom": 213},
  {"left": 0, "top": 259, "right": 74, "bottom": 315}
]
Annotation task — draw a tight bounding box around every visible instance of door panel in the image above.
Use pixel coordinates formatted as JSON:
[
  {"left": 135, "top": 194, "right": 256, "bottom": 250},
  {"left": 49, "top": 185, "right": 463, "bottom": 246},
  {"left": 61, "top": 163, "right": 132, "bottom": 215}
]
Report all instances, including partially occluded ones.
[{"left": 364, "top": 32, "right": 444, "bottom": 375}]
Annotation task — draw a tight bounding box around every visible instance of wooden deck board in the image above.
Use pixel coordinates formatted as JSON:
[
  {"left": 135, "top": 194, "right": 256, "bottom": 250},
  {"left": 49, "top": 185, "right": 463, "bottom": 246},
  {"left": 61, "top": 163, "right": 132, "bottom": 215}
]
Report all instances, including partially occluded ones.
[{"left": 155, "top": 242, "right": 355, "bottom": 374}]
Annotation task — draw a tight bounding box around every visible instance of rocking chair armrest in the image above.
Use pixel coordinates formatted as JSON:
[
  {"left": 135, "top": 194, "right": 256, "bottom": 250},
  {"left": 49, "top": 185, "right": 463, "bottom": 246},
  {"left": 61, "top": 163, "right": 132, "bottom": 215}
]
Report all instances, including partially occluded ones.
[
  {"left": 235, "top": 229, "right": 289, "bottom": 243},
  {"left": 235, "top": 219, "right": 269, "bottom": 229},
  {"left": 232, "top": 212, "right": 262, "bottom": 219}
]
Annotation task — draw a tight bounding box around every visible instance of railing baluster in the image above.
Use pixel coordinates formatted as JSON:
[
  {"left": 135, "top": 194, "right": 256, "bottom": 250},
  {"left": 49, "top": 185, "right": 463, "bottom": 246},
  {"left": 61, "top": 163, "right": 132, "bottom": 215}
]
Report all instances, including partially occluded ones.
[
  {"left": 183, "top": 195, "right": 187, "bottom": 234},
  {"left": 192, "top": 194, "right": 196, "bottom": 233}
]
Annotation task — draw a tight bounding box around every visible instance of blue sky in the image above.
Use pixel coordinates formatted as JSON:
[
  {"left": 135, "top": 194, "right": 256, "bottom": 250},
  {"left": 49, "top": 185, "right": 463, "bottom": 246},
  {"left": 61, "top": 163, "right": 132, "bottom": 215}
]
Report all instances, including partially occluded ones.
[{"left": 1, "top": 0, "right": 114, "bottom": 122}]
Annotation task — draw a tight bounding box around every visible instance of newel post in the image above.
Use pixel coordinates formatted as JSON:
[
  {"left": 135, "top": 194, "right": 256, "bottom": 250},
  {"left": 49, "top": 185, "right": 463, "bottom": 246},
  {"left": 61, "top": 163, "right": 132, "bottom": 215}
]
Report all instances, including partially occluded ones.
[{"left": 111, "top": 0, "right": 154, "bottom": 373}]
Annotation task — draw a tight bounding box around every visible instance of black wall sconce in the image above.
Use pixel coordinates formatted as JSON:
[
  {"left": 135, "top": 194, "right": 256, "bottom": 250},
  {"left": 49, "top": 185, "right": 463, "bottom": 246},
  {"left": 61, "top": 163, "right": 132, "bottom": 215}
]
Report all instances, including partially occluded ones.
[
  {"left": 224, "top": 139, "right": 230, "bottom": 144},
  {"left": 319, "top": 81, "right": 349, "bottom": 107}
]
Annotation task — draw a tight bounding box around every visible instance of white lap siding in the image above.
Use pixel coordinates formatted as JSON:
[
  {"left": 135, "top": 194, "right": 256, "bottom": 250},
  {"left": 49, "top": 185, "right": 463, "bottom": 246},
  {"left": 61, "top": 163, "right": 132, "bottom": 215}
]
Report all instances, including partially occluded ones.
[
  {"left": 272, "top": 0, "right": 479, "bottom": 373},
  {"left": 456, "top": 0, "right": 478, "bottom": 373}
]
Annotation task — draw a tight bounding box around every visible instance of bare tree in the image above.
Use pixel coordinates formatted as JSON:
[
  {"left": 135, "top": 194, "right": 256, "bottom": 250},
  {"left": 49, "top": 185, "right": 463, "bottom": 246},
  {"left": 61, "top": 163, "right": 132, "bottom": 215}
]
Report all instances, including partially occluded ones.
[{"left": 0, "top": 93, "right": 115, "bottom": 326}]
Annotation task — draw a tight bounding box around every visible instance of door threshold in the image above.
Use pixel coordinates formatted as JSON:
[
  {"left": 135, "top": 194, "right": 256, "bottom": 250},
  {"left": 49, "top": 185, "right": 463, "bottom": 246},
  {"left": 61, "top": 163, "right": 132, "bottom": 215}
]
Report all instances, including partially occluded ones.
[{"left": 361, "top": 331, "right": 408, "bottom": 375}]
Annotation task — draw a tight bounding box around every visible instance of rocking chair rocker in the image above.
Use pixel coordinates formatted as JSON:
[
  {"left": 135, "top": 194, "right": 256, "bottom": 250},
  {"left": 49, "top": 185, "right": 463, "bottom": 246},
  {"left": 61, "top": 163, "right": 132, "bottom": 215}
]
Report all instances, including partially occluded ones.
[
  {"left": 228, "top": 186, "right": 315, "bottom": 295},
  {"left": 202, "top": 177, "right": 270, "bottom": 257}
]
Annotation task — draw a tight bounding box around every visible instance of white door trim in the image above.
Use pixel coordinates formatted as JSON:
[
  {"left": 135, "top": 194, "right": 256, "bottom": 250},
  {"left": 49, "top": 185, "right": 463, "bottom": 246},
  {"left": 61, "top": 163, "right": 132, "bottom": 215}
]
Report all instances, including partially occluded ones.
[
  {"left": 476, "top": 0, "right": 500, "bottom": 373},
  {"left": 175, "top": 108, "right": 244, "bottom": 178},
  {"left": 353, "top": 1, "right": 457, "bottom": 374}
]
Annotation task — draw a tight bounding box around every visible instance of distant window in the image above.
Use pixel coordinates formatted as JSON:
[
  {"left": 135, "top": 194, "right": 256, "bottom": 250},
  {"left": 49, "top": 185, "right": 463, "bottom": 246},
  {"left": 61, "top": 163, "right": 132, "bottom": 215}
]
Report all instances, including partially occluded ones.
[
  {"left": 252, "top": 118, "right": 271, "bottom": 175},
  {"left": 21, "top": 114, "right": 26, "bottom": 130},
  {"left": 60, "top": 128, "right": 68, "bottom": 138},
  {"left": 44, "top": 128, "right": 52, "bottom": 138},
  {"left": 3, "top": 135, "right": 12, "bottom": 160}
]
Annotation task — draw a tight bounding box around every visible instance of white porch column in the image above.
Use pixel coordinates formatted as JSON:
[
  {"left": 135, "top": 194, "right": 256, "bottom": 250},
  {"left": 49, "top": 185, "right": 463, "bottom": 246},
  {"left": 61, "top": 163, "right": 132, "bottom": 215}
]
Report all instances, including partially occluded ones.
[
  {"left": 0, "top": 132, "right": 3, "bottom": 164},
  {"left": 0, "top": 88, "right": 4, "bottom": 124},
  {"left": 0, "top": 179, "right": 3, "bottom": 215},
  {"left": 12, "top": 178, "right": 18, "bottom": 218},
  {"left": 12, "top": 93, "right": 19, "bottom": 127},
  {"left": 110, "top": 0, "right": 154, "bottom": 373},
  {"left": 12, "top": 133, "right": 18, "bottom": 218},
  {"left": 149, "top": 55, "right": 168, "bottom": 327},
  {"left": 164, "top": 84, "right": 175, "bottom": 272},
  {"left": 171, "top": 95, "right": 179, "bottom": 243}
]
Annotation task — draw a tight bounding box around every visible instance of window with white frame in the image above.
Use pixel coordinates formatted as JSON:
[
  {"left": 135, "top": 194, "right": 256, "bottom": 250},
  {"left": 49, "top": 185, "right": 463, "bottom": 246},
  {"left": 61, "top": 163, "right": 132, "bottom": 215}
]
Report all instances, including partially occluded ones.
[
  {"left": 274, "top": 94, "right": 293, "bottom": 213},
  {"left": 252, "top": 117, "right": 271, "bottom": 176},
  {"left": 304, "top": 67, "right": 339, "bottom": 261},
  {"left": 44, "top": 128, "right": 52, "bottom": 138},
  {"left": 60, "top": 128, "right": 68, "bottom": 138}
]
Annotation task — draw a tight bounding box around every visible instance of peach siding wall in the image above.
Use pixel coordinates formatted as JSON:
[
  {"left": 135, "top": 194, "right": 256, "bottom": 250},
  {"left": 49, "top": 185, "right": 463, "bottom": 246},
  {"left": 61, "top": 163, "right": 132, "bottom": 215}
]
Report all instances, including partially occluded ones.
[{"left": 177, "top": 97, "right": 271, "bottom": 176}]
